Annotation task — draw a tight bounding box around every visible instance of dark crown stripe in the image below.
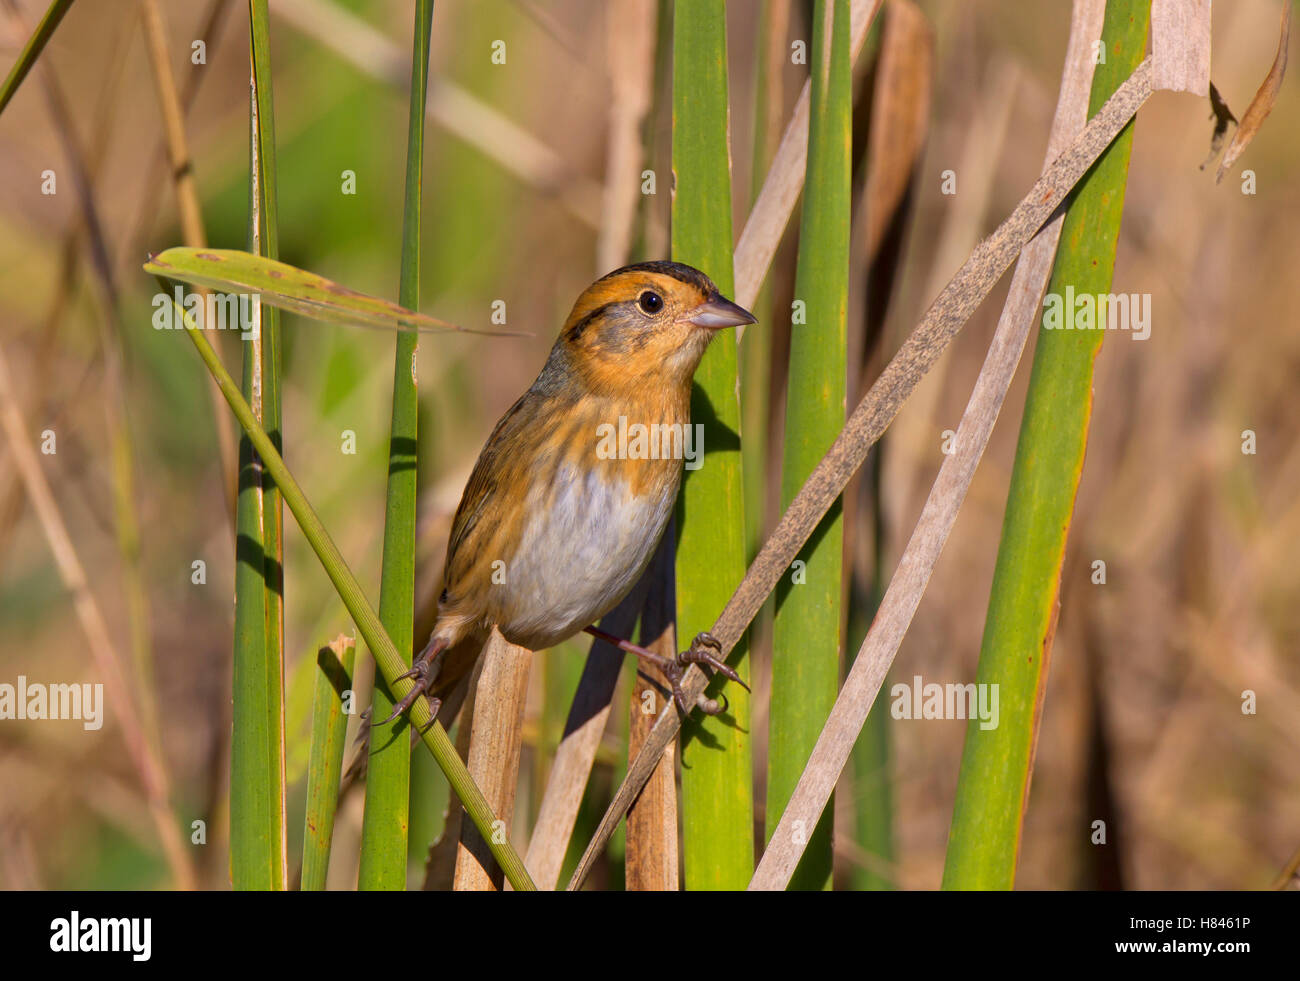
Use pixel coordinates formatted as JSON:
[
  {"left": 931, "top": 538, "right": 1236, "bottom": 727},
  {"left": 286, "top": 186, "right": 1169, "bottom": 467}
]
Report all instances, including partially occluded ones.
[
  {"left": 567, "top": 300, "right": 619, "bottom": 339},
  {"left": 597, "top": 260, "right": 717, "bottom": 297}
]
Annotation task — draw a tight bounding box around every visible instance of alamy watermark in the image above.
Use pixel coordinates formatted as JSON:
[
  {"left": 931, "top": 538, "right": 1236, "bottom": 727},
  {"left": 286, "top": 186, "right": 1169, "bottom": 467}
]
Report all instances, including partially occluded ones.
[
  {"left": 1042, "top": 285, "right": 1151, "bottom": 340},
  {"left": 50, "top": 911, "right": 150, "bottom": 961},
  {"left": 890, "top": 675, "right": 999, "bottom": 730},
  {"left": 0, "top": 676, "right": 103, "bottom": 730},
  {"left": 152, "top": 286, "right": 259, "bottom": 340},
  {"left": 595, "top": 415, "right": 705, "bottom": 470}
]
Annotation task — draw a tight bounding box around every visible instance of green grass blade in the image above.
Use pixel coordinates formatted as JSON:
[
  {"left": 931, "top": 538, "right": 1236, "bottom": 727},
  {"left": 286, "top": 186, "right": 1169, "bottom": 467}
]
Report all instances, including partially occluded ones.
[
  {"left": 300, "top": 636, "right": 356, "bottom": 890},
  {"left": 671, "top": 0, "right": 754, "bottom": 891},
  {"left": 0, "top": 0, "right": 74, "bottom": 118},
  {"left": 229, "top": 1, "right": 287, "bottom": 886},
  {"left": 231, "top": 293, "right": 277, "bottom": 888},
  {"left": 254, "top": 0, "right": 287, "bottom": 891},
  {"left": 157, "top": 280, "right": 536, "bottom": 891},
  {"left": 143, "top": 248, "right": 466, "bottom": 333},
  {"left": 359, "top": 0, "right": 433, "bottom": 892},
  {"left": 942, "top": 0, "right": 1151, "bottom": 890},
  {"left": 767, "top": 0, "right": 851, "bottom": 891},
  {"left": 248, "top": 2, "right": 281, "bottom": 267},
  {"left": 231, "top": 319, "right": 278, "bottom": 889}
]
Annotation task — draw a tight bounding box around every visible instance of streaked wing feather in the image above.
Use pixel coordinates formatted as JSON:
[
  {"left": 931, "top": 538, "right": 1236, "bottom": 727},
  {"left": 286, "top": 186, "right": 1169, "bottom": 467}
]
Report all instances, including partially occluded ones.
[{"left": 445, "top": 389, "right": 541, "bottom": 576}]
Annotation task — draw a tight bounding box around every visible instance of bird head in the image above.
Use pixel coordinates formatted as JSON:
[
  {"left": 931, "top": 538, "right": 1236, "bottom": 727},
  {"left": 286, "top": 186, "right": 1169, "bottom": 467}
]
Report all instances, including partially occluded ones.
[{"left": 556, "top": 261, "right": 756, "bottom": 393}]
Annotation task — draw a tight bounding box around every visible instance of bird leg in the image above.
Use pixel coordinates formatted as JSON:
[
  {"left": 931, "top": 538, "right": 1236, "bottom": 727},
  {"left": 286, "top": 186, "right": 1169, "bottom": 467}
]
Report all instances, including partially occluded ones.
[
  {"left": 375, "top": 636, "right": 447, "bottom": 727},
  {"left": 583, "top": 626, "right": 748, "bottom": 716}
]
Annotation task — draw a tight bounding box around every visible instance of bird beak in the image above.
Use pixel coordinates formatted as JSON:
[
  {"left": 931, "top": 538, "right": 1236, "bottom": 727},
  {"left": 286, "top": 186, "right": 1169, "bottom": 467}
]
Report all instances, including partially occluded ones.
[{"left": 685, "top": 296, "right": 758, "bottom": 330}]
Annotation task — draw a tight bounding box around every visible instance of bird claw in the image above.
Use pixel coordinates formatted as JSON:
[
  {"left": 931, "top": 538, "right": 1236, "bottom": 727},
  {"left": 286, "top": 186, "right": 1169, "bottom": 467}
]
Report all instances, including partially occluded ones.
[
  {"left": 374, "top": 645, "right": 443, "bottom": 727},
  {"left": 667, "top": 632, "right": 749, "bottom": 717}
]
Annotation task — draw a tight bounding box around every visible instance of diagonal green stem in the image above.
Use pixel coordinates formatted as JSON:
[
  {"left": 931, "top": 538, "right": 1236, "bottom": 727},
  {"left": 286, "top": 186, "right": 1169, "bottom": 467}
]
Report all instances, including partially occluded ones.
[{"left": 159, "top": 278, "right": 537, "bottom": 891}]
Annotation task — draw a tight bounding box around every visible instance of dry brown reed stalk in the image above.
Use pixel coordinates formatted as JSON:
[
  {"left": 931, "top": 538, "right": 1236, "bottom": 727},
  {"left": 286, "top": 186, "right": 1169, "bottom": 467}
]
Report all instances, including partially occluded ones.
[
  {"left": 1151, "top": 0, "right": 1212, "bottom": 95},
  {"left": 137, "top": 0, "right": 239, "bottom": 529},
  {"left": 119, "top": 0, "right": 233, "bottom": 278},
  {"left": 453, "top": 629, "right": 533, "bottom": 890},
  {"left": 422, "top": 658, "right": 484, "bottom": 890},
  {"left": 523, "top": 579, "right": 647, "bottom": 888},
  {"left": 625, "top": 533, "right": 679, "bottom": 891}
]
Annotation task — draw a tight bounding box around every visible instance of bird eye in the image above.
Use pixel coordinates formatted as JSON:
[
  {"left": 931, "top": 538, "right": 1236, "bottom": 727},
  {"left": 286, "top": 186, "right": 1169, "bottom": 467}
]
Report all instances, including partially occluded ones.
[{"left": 638, "top": 290, "right": 664, "bottom": 315}]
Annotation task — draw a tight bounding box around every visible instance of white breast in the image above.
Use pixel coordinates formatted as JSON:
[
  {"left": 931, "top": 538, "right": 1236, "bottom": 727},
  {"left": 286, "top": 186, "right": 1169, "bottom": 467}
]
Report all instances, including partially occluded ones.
[{"left": 491, "top": 463, "right": 676, "bottom": 650}]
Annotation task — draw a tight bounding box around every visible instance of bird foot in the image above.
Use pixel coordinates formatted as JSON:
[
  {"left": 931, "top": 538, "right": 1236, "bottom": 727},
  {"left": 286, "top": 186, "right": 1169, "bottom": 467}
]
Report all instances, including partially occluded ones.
[
  {"left": 663, "top": 632, "right": 749, "bottom": 717},
  {"left": 583, "top": 627, "right": 748, "bottom": 717},
  {"left": 375, "top": 639, "right": 445, "bottom": 727}
]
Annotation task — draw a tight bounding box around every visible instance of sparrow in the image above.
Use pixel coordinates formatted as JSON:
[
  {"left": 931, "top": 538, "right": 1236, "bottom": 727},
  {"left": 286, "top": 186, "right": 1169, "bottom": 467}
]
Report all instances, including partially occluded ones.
[{"left": 381, "top": 260, "right": 756, "bottom": 725}]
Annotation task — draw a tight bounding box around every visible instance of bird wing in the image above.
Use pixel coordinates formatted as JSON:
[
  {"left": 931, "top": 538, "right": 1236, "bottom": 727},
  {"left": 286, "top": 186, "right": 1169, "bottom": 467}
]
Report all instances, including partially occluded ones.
[{"left": 444, "top": 388, "right": 535, "bottom": 578}]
